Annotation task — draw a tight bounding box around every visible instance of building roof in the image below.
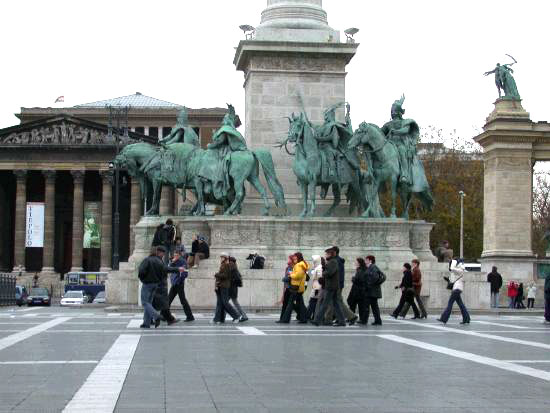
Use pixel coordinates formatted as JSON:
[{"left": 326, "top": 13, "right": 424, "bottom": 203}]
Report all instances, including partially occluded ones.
[{"left": 74, "top": 92, "right": 183, "bottom": 108}]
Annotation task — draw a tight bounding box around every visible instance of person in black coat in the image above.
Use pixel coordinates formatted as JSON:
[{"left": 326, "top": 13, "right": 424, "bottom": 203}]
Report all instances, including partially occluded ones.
[
  {"left": 188, "top": 235, "right": 210, "bottom": 268},
  {"left": 391, "top": 263, "right": 420, "bottom": 319},
  {"left": 349, "top": 258, "right": 368, "bottom": 324},
  {"left": 167, "top": 250, "right": 194, "bottom": 322},
  {"left": 365, "top": 255, "right": 385, "bottom": 325},
  {"left": 487, "top": 266, "right": 503, "bottom": 308}
]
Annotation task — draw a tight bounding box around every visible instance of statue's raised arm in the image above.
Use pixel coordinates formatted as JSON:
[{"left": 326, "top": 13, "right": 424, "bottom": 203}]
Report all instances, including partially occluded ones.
[{"left": 485, "top": 55, "right": 521, "bottom": 100}]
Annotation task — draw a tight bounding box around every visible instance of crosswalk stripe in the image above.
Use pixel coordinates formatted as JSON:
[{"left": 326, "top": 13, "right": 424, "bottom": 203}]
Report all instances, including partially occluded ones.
[
  {"left": 0, "top": 317, "right": 71, "bottom": 351},
  {"left": 472, "top": 320, "right": 530, "bottom": 329},
  {"left": 237, "top": 327, "right": 266, "bottom": 335}
]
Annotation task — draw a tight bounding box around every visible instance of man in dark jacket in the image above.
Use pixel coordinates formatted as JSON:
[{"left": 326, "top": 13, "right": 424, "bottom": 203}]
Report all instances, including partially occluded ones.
[
  {"left": 487, "top": 266, "right": 503, "bottom": 308},
  {"left": 311, "top": 247, "right": 346, "bottom": 327},
  {"left": 400, "top": 259, "right": 427, "bottom": 318},
  {"left": 167, "top": 250, "right": 194, "bottom": 322},
  {"left": 213, "top": 253, "right": 242, "bottom": 323},
  {"left": 365, "top": 255, "right": 384, "bottom": 325},
  {"left": 391, "top": 263, "right": 420, "bottom": 319},
  {"left": 138, "top": 246, "right": 183, "bottom": 328},
  {"left": 324, "top": 246, "right": 358, "bottom": 325},
  {"left": 188, "top": 235, "right": 210, "bottom": 268},
  {"left": 160, "top": 219, "right": 177, "bottom": 264}
]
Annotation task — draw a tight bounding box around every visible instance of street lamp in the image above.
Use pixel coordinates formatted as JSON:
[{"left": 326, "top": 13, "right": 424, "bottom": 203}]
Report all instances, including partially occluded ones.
[
  {"left": 459, "top": 191, "right": 466, "bottom": 259},
  {"left": 107, "top": 105, "right": 129, "bottom": 271}
]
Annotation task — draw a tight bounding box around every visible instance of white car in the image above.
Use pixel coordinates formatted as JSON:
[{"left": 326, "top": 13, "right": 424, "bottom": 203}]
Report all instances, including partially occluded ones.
[{"left": 60, "top": 291, "right": 88, "bottom": 306}]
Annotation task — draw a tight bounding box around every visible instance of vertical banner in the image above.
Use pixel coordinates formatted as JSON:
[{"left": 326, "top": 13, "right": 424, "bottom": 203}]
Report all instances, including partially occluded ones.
[
  {"left": 25, "top": 202, "right": 45, "bottom": 248},
  {"left": 84, "top": 202, "right": 101, "bottom": 249}
]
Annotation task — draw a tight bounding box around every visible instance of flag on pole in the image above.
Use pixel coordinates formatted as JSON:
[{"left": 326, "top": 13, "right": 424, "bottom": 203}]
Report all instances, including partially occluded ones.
[{"left": 54, "top": 96, "right": 64, "bottom": 103}]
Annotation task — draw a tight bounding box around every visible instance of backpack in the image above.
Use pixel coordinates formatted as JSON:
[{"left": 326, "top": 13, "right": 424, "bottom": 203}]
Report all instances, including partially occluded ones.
[
  {"left": 233, "top": 270, "right": 243, "bottom": 288},
  {"left": 376, "top": 270, "right": 386, "bottom": 286},
  {"left": 248, "top": 254, "right": 265, "bottom": 269}
]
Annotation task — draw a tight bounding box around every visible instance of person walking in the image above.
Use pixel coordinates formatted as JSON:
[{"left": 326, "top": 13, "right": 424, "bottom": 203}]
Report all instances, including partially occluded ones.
[
  {"left": 438, "top": 259, "right": 471, "bottom": 325},
  {"left": 527, "top": 282, "right": 537, "bottom": 309},
  {"left": 391, "top": 263, "right": 420, "bottom": 319},
  {"left": 544, "top": 276, "right": 550, "bottom": 324},
  {"left": 399, "top": 259, "right": 427, "bottom": 319},
  {"left": 228, "top": 257, "right": 248, "bottom": 322},
  {"left": 305, "top": 255, "right": 323, "bottom": 321},
  {"left": 213, "top": 253, "right": 242, "bottom": 324},
  {"left": 507, "top": 281, "right": 518, "bottom": 309},
  {"left": 311, "top": 247, "right": 346, "bottom": 327},
  {"left": 350, "top": 258, "right": 368, "bottom": 324},
  {"left": 365, "top": 255, "right": 385, "bottom": 325},
  {"left": 516, "top": 283, "right": 526, "bottom": 309},
  {"left": 280, "top": 253, "right": 308, "bottom": 324},
  {"left": 188, "top": 235, "right": 210, "bottom": 269},
  {"left": 324, "top": 246, "right": 358, "bottom": 325},
  {"left": 167, "top": 250, "right": 194, "bottom": 322},
  {"left": 487, "top": 266, "right": 503, "bottom": 308},
  {"left": 278, "top": 256, "right": 295, "bottom": 322}
]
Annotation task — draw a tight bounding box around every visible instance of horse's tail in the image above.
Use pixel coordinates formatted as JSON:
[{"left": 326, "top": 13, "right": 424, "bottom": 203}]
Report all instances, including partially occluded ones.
[
  {"left": 417, "top": 189, "right": 435, "bottom": 212},
  {"left": 253, "top": 149, "right": 287, "bottom": 210}
]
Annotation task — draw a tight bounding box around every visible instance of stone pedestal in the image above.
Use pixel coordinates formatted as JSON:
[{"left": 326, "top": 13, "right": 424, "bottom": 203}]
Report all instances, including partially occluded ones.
[
  {"left": 233, "top": 0, "right": 358, "bottom": 214},
  {"left": 475, "top": 99, "right": 535, "bottom": 280}
]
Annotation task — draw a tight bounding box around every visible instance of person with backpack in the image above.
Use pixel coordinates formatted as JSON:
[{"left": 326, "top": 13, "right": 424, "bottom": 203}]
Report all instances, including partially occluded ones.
[
  {"left": 228, "top": 257, "right": 248, "bottom": 322},
  {"left": 167, "top": 250, "right": 194, "bottom": 322},
  {"left": 365, "top": 255, "right": 385, "bottom": 325},
  {"left": 212, "top": 253, "right": 243, "bottom": 324},
  {"left": 391, "top": 263, "right": 420, "bottom": 319}
]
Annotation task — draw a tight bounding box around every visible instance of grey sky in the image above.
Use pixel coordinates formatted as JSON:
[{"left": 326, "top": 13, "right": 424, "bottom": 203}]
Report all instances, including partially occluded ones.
[{"left": 0, "top": 0, "right": 548, "bottom": 142}]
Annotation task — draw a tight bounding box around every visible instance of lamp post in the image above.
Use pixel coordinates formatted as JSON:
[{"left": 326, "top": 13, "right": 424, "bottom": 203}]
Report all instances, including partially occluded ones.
[
  {"left": 107, "top": 105, "right": 129, "bottom": 271},
  {"left": 459, "top": 191, "right": 466, "bottom": 259}
]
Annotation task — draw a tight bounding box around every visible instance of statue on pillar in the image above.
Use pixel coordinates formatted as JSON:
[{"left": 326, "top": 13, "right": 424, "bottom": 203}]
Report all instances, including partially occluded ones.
[
  {"left": 484, "top": 55, "right": 521, "bottom": 100},
  {"left": 158, "top": 108, "right": 199, "bottom": 147}
]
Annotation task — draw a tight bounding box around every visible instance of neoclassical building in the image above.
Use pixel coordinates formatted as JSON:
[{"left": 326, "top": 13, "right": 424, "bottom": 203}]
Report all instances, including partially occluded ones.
[{"left": 0, "top": 93, "right": 225, "bottom": 280}]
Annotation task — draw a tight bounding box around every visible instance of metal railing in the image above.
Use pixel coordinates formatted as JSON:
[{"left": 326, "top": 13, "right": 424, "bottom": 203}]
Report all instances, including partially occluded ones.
[{"left": 0, "top": 273, "right": 16, "bottom": 306}]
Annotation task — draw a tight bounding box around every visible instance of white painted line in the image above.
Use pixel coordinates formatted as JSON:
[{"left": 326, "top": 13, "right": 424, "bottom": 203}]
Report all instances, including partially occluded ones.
[
  {"left": 63, "top": 334, "right": 140, "bottom": 412},
  {"left": 0, "top": 360, "right": 98, "bottom": 365},
  {"left": 22, "top": 313, "right": 40, "bottom": 318},
  {"left": 0, "top": 317, "right": 71, "bottom": 351},
  {"left": 472, "top": 320, "right": 529, "bottom": 329},
  {"left": 503, "top": 360, "right": 550, "bottom": 364},
  {"left": 378, "top": 334, "right": 550, "bottom": 382},
  {"left": 15, "top": 307, "right": 46, "bottom": 313},
  {"left": 126, "top": 319, "right": 142, "bottom": 329},
  {"left": 237, "top": 327, "right": 267, "bottom": 336},
  {"left": 393, "top": 319, "right": 550, "bottom": 350}
]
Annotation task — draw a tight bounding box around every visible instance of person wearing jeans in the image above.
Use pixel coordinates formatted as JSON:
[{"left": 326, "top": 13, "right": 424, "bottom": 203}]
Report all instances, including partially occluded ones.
[
  {"left": 213, "top": 253, "right": 242, "bottom": 323},
  {"left": 141, "top": 282, "right": 160, "bottom": 329},
  {"left": 487, "top": 266, "right": 503, "bottom": 309},
  {"left": 438, "top": 259, "right": 471, "bottom": 325},
  {"left": 168, "top": 251, "right": 194, "bottom": 322}
]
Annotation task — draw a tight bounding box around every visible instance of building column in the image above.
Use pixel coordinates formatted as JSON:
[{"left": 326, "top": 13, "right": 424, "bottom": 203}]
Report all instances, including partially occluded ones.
[
  {"left": 100, "top": 171, "right": 113, "bottom": 272},
  {"left": 129, "top": 178, "right": 141, "bottom": 256},
  {"left": 160, "top": 185, "right": 173, "bottom": 216},
  {"left": 70, "top": 170, "right": 85, "bottom": 272},
  {"left": 13, "top": 170, "right": 27, "bottom": 273},
  {"left": 158, "top": 127, "right": 163, "bottom": 139},
  {"left": 42, "top": 170, "right": 56, "bottom": 273},
  {"left": 144, "top": 126, "right": 149, "bottom": 136}
]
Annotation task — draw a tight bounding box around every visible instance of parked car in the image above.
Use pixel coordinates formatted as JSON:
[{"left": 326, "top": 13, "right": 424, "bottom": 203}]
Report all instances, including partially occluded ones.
[
  {"left": 15, "top": 285, "right": 28, "bottom": 307},
  {"left": 60, "top": 290, "right": 87, "bottom": 307},
  {"left": 92, "top": 291, "right": 106, "bottom": 304},
  {"left": 26, "top": 288, "right": 51, "bottom": 306}
]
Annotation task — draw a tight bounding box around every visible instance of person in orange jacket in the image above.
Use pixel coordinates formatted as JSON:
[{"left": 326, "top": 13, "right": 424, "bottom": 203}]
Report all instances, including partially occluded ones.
[{"left": 280, "top": 252, "right": 309, "bottom": 323}]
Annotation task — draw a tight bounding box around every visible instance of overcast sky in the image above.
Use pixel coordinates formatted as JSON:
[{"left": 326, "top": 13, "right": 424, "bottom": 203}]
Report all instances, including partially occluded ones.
[{"left": 0, "top": 0, "right": 548, "bottom": 143}]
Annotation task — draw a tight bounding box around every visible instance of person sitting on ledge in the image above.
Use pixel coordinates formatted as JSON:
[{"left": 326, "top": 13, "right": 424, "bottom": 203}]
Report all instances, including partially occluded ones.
[{"left": 188, "top": 235, "right": 210, "bottom": 269}]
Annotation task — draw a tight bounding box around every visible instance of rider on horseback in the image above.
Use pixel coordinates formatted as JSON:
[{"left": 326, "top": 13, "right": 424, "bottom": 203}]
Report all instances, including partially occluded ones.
[
  {"left": 199, "top": 104, "right": 247, "bottom": 200},
  {"left": 314, "top": 102, "right": 361, "bottom": 183},
  {"left": 381, "top": 95, "right": 419, "bottom": 185},
  {"left": 158, "top": 108, "right": 200, "bottom": 147}
]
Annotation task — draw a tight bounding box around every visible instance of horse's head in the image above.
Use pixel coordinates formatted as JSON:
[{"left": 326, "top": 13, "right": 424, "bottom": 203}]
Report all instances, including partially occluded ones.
[
  {"left": 286, "top": 112, "right": 306, "bottom": 145},
  {"left": 348, "top": 122, "right": 371, "bottom": 150}
]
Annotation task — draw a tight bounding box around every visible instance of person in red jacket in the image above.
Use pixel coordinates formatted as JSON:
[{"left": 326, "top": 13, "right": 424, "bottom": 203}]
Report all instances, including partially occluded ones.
[{"left": 507, "top": 281, "right": 518, "bottom": 309}]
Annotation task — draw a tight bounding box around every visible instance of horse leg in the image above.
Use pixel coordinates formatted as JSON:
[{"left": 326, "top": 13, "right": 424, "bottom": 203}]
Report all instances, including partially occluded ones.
[
  {"left": 146, "top": 178, "right": 161, "bottom": 216},
  {"left": 248, "top": 174, "right": 270, "bottom": 216},
  {"left": 325, "top": 184, "right": 341, "bottom": 217},
  {"left": 399, "top": 187, "right": 412, "bottom": 220},
  {"left": 307, "top": 181, "right": 317, "bottom": 217},
  {"left": 299, "top": 180, "right": 308, "bottom": 218},
  {"left": 390, "top": 177, "right": 398, "bottom": 218},
  {"left": 193, "top": 179, "right": 207, "bottom": 216},
  {"left": 225, "top": 177, "right": 245, "bottom": 215}
]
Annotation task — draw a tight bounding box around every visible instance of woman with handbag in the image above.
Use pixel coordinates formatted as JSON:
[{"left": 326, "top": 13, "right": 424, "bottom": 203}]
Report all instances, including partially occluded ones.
[
  {"left": 391, "top": 263, "right": 420, "bottom": 319},
  {"left": 280, "top": 253, "right": 309, "bottom": 324},
  {"left": 305, "top": 255, "right": 323, "bottom": 320},
  {"left": 438, "top": 259, "right": 471, "bottom": 325}
]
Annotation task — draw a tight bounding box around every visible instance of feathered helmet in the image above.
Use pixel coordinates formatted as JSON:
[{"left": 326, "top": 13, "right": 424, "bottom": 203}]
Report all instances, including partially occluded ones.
[
  {"left": 391, "top": 95, "right": 406, "bottom": 116},
  {"left": 223, "top": 104, "right": 242, "bottom": 128}
]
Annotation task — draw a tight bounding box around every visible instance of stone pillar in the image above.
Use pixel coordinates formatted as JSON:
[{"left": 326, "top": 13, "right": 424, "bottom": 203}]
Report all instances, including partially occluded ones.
[
  {"left": 70, "top": 171, "right": 85, "bottom": 272},
  {"left": 13, "top": 170, "right": 27, "bottom": 273},
  {"left": 100, "top": 171, "right": 113, "bottom": 272},
  {"left": 234, "top": 0, "right": 357, "bottom": 213},
  {"left": 42, "top": 170, "right": 56, "bottom": 273},
  {"left": 129, "top": 178, "right": 141, "bottom": 256},
  {"left": 474, "top": 99, "right": 536, "bottom": 280},
  {"left": 160, "top": 185, "right": 173, "bottom": 216}
]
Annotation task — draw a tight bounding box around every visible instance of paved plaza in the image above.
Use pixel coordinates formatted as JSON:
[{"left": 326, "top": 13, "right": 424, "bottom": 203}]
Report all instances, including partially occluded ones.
[{"left": 0, "top": 306, "right": 549, "bottom": 412}]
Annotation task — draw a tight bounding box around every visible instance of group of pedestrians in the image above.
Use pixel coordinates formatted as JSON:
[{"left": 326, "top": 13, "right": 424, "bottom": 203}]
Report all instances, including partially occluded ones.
[
  {"left": 391, "top": 260, "right": 428, "bottom": 320},
  {"left": 211, "top": 253, "right": 248, "bottom": 324}
]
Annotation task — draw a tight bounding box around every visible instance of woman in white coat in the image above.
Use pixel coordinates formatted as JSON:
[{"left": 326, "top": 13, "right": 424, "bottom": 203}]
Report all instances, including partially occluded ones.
[{"left": 438, "top": 259, "right": 471, "bottom": 325}]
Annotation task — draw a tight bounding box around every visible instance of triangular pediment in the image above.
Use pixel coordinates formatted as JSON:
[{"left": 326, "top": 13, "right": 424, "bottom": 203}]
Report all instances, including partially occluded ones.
[{"left": 0, "top": 114, "right": 156, "bottom": 147}]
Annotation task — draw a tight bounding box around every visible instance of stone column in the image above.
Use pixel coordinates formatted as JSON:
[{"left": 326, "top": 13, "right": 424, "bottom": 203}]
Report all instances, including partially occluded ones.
[
  {"left": 70, "top": 171, "right": 85, "bottom": 272},
  {"left": 100, "top": 171, "right": 113, "bottom": 272},
  {"left": 42, "top": 170, "right": 56, "bottom": 273},
  {"left": 13, "top": 170, "right": 27, "bottom": 273},
  {"left": 129, "top": 178, "right": 141, "bottom": 256},
  {"left": 160, "top": 185, "right": 173, "bottom": 216},
  {"left": 474, "top": 99, "right": 536, "bottom": 280}
]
